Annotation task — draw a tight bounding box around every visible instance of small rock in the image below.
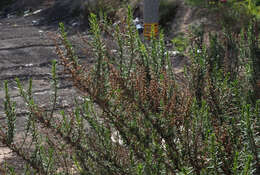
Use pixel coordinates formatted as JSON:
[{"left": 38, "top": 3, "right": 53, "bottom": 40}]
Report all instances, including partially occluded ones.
[
  {"left": 111, "top": 49, "right": 117, "bottom": 53},
  {"left": 25, "top": 63, "right": 33, "bottom": 67},
  {"left": 71, "top": 22, "right": 79, "bottom": 27},
  {"left": 24, "top": 14, "right": 30, "bottom": 17},
  {"left": 32, "top": 9, "right": 42, "bottom": 15},
  {"left": 167, "top": 50, "right": 180, "bottom": 56},
  {"left": 113, "top": 21, "right": 120, "bottom": 27},
  {"left": 111, "top": 130, "right": 124, "bottom": 146},
  {"left": 32, "top": 20, "right": 40, "bottom": 26},
  {"left": 7, "top": 14, "right": 15, "bottom": 19}
]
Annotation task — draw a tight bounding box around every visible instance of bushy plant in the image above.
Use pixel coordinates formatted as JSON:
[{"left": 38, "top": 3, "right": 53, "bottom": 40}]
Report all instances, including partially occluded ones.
[
  {"left": 82, "top": 0, "right": 131, "bottom": 21},
  {"left": 171, "top": 34, "right": 189, "bottom": 53},
  {"left": 0, "top": 7, "right": 259, "bottom": 174},
  {"left": 186, "top": 0, "right": 260, "bottom": 30}
]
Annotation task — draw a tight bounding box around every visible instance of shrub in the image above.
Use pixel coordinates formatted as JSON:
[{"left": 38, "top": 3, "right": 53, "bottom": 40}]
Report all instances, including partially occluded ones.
[
  {"left": 82, "top": 0, "right": 132, "bottom": 21},
  {"left": 171, "top": 34, "right": 189, "bottom": 53},
  {"left": 186, "top": 0, "right": 260, "bottom": 30},
  {"left": 0, "top": 7, "right": 259, "bottom": 174}
]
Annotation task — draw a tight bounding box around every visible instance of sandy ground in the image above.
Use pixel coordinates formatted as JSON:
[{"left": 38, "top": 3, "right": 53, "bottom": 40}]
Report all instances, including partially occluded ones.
[{"left": 0, "top": 5, "right": 92, "bottom": 172}]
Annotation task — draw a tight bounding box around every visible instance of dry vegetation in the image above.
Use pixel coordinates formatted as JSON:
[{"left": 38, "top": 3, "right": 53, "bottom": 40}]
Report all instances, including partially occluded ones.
[{"left": 0, "top": 0, "right": 259, "bottom": 174}]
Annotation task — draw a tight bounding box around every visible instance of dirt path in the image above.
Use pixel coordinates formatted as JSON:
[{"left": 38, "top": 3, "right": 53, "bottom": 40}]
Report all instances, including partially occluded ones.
[
  {"left": 170, "top": 0, "right": 193, "bottom": 36},
  {"left": 0, "top": 7, "right": 89, "bottom": 172}
]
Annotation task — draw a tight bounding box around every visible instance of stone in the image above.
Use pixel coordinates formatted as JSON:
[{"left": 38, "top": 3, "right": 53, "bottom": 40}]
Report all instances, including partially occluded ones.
[
  {"left": 32, "top": 9, "right": 42, "bottom": 15},
  {"left": 32, "top": 20, "right": 40, "bottom": 26}
]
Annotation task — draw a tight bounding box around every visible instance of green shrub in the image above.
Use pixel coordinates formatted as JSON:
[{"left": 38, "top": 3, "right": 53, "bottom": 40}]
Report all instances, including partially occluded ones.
[
  {"left": 171, "top": 34, "right": 189, "bottom": 53},
  {"left": 186, "top": 0, "right": 260, "bottom": 30},
  {"left": 0, "top": 7, "right": 259, "bottom": 174},
  {"left": 83, "top": 0, "right": 130, "bottom": 21}
]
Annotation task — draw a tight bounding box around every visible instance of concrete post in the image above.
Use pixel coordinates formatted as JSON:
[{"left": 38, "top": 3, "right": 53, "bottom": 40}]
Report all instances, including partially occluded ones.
[{"left": 143, "top": 0, "right": 159, "bottom": 38}]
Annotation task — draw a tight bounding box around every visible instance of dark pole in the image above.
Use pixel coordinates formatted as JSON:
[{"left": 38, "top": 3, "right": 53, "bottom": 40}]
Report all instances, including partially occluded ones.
[{"left": 143, "top": 0, "right": 159, "bottom": 38}]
